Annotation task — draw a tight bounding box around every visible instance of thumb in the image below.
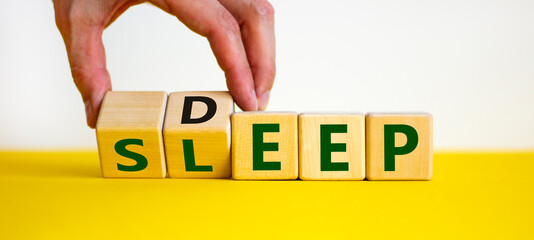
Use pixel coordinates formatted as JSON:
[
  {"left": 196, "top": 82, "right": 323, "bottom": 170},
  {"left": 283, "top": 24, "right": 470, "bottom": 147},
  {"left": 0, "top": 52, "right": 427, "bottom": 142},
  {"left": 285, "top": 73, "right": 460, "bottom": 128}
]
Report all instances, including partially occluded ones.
[
  {"left": 72, "top": 64, "right": 111, "bottom": 129},
  {"left": 60, "top": 22, "right": 111, "bottom": 128}
]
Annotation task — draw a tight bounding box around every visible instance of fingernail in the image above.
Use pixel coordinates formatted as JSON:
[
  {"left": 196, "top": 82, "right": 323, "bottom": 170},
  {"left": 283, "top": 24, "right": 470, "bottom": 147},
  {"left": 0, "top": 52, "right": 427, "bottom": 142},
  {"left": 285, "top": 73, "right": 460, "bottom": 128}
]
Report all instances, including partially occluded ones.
[
  {"left": 250, "top": 89, "right": 258, "bottom": 111},
  {"left": 84, "top": 101, "right": 94, "bottom": 128},
  {"left": 258, "top": 90, "right": 271, "bottom": 111}
]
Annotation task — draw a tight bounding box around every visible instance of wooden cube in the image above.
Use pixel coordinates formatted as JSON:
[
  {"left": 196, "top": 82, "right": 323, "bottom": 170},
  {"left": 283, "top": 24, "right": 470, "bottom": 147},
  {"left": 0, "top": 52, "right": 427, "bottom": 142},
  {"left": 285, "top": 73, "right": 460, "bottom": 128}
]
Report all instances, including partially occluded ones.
[
  {"left": 163, "top": 91, "right": 233, "bottom": 178},
  {"left": 299, "top": 113, "right": 365, "bottom": 180},
  {"left": 232, "top": 112, "right": 298, "bottom": 180},
  {"left": 96, "top": 91, "right": 168, "bottom": 178},
  {"left": 365, "top": 113, "right": 433, "bottom": 180}
]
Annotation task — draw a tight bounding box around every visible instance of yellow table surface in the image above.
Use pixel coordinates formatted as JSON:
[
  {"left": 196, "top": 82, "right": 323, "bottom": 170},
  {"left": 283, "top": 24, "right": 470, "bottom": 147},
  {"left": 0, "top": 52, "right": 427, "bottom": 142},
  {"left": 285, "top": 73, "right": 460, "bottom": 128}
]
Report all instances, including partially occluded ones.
[{"left": 0, "top": 151, "right": 533, "bottom": 239}]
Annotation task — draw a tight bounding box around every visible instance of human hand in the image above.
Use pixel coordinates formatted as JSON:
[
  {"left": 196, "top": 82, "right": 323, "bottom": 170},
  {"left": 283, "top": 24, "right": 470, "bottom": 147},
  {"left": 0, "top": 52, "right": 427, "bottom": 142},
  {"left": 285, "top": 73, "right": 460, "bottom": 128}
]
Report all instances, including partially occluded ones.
[{"left": 53, "top": 0, "right": 275, "bottom": 128}]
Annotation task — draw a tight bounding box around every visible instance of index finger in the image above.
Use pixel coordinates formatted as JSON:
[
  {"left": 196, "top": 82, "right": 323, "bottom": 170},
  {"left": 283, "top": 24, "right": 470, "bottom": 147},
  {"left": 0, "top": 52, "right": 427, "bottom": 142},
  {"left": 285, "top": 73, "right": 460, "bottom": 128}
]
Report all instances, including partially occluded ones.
[
  {"left": 151, "top": 0, "right": 258, "bottom": 111},
  {"left": 218, "top": 0, "right": 276, "bottom": 110}
]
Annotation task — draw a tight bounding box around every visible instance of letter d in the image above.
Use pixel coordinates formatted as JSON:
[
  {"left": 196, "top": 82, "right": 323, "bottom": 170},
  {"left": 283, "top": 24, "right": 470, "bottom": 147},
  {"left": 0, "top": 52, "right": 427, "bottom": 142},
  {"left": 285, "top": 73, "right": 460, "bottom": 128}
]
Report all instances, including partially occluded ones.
[{"left": 181, "top": 96, "right": 217, "bottom": 124}]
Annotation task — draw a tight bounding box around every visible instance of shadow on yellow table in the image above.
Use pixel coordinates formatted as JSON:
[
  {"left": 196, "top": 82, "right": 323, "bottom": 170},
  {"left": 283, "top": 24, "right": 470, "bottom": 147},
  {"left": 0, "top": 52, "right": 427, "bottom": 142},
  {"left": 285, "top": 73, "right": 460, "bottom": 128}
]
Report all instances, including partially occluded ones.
[{"left": 0, "top": 151, "right": 533, "bottom": 239}]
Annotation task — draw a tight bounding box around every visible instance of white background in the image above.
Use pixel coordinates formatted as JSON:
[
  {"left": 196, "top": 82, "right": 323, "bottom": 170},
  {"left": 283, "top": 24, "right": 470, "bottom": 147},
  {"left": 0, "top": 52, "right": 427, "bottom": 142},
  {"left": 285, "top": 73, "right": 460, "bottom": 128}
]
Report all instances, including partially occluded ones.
[{"left": 1, "top": 0, "right": 533, "bottom": 150}]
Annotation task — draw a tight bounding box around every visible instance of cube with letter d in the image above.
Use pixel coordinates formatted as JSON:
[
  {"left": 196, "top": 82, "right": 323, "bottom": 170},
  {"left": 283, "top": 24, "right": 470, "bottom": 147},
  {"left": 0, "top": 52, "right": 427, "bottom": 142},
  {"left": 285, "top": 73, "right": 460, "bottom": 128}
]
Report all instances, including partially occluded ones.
[
  {"left": 163, "top": 91, "right": 234, "bottom": 178},
  {"left": 232, "top": 112, "right": 298, "bottom": 180},
  {"left": 366, "top": 113, "right": 433, "bottom": 180}
]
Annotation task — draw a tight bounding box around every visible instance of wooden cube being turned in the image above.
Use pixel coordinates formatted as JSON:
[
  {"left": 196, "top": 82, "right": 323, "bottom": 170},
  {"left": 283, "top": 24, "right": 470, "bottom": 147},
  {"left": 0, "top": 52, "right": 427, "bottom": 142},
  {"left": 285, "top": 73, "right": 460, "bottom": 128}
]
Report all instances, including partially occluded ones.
[
  {"left": 96, "top": 91, "right": 168, "bottom": 178},
  {"left": 163, "top": 91, "right": 234, "bottom": 178},
  {"left": 365, "top": 113, "right": 433, "bottom": 180},
  {"left": 299, "top": 113, "right": 365, "bottom": 180},
  {"left": 232, "top": 112, "right": 298, "bottom": 180}
]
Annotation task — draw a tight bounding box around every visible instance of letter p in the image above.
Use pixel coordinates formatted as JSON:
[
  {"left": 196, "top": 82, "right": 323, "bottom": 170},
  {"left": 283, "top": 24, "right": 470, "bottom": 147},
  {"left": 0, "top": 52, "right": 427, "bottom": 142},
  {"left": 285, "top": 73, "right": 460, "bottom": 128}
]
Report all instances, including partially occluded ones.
[{"left": 384, "top": 124, "right": 418, "bottom": 171}]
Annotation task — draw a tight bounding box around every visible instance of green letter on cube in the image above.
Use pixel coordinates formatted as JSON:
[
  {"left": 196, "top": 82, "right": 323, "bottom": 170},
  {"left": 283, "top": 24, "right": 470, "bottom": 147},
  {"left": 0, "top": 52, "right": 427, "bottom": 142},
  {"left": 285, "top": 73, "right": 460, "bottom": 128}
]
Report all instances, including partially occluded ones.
[
  {"left": 384, "top": 124, "right": 418, "bottom": 171},
  {"left": 183, "top": 139, "right": 213, "bottom": 172},
  {"left": 252, "top": 124, "right": 280, "bottom": 170},
  {"left": 320, "top": 124, "right": 348, "bottom": 171},
  {"left": 115, "top": 138, "right": 148, "bottom": 172}
]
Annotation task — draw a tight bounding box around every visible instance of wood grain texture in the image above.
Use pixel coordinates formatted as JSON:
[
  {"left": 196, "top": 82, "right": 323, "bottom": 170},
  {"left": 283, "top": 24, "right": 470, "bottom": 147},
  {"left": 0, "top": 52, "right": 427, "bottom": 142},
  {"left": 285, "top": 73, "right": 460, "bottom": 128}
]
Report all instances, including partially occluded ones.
[
  {"left": 96, "top": 91, "right": 167, "bottom": 178},
  {"left": 232, "top": 112, "right": 298, "bottom": 180},
  {"left": 163, "top": 91, "right": 233, "bottom": 178},
  {"left": 299, "top": 113, "right": 365, "bottom": 180},
  {"left": 366, "top": 113, "right": 433, "bottom": 180}
]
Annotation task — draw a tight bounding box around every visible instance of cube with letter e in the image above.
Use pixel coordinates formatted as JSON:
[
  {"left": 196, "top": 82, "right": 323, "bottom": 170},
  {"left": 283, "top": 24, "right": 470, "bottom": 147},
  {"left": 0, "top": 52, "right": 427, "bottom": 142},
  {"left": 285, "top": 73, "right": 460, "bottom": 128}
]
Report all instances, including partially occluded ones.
[{"left": 232, "top": 112, "right": 298, "bottom": 180}]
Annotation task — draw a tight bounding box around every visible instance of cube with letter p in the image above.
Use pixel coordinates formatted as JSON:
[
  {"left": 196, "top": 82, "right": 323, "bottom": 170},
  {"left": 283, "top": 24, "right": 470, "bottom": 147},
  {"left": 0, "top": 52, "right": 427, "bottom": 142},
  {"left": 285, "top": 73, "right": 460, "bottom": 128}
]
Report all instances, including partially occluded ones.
[{"left": 365, "top": 113, "right": 433, "bottom": 180}]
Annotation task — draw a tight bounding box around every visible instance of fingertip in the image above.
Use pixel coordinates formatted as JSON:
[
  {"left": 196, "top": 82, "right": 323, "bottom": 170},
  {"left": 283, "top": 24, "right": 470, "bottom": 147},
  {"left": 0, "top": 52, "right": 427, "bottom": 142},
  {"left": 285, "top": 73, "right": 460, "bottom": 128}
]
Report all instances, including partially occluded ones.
[
  {"left": 257, "top": 90, "right": 271, "bottom": 111},
  {"left": 85, "top": 101, "right": 96, "bottom": 129},
  {"left": 233, "top": 88, "right": 258, "bottom": 111},
  {"left": 250, "top": 89, "right": 258, "bottom": 110},
  {"left": 84, "top": 83, "right": 109, "bottom": 129},
  {"left": 224, "top": 66, "right": 257, "bottom": 111}
]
